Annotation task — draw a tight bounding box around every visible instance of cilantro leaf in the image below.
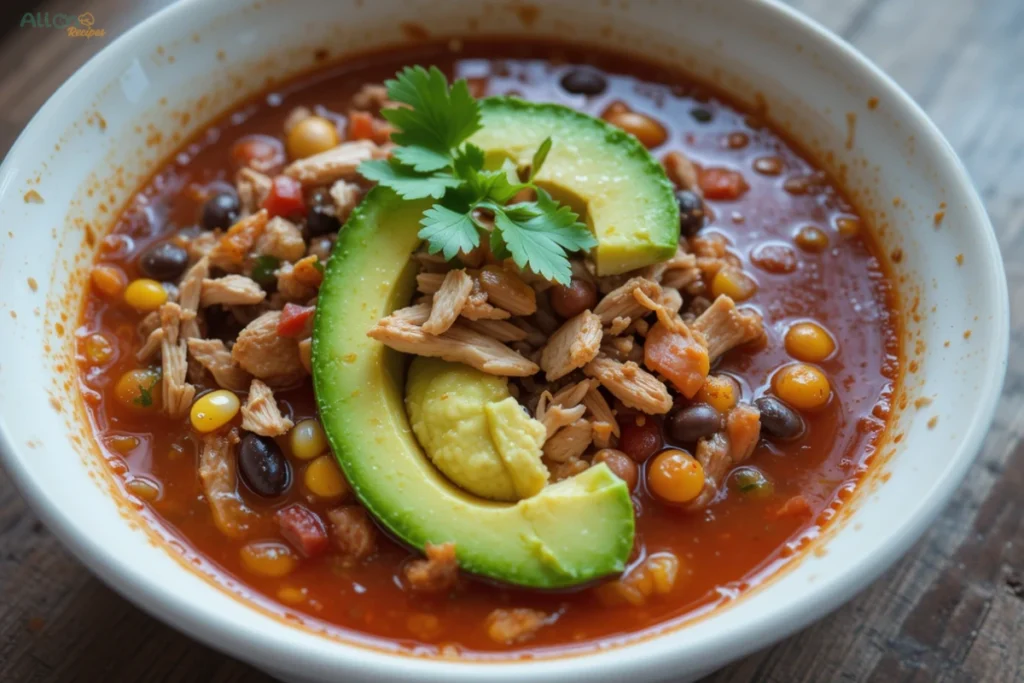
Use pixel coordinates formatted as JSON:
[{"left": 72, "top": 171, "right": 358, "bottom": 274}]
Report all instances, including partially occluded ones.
[
  {"left": 392, "top": 144, "right": 452, "bottom": 172},
  {"left": 489, "top": 189, "right": 595, "bottom": 285},
  {"left": 419, "top": 204, "right": 480, "bottom": 261},
  {"left": 529, "top": 136, "right": 552, "bottom": 180},
  {"left": 382, "top": 66, "right": 481, "bottom": 156},
  {"left": 358, "top": 159, "right": 462, "bottom": 200}
]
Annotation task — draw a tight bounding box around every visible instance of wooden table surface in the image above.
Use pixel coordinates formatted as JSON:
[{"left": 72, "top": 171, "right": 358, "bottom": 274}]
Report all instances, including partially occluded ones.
[{"left": 1, "top": 0, "right": 1020, "bottom": 681}]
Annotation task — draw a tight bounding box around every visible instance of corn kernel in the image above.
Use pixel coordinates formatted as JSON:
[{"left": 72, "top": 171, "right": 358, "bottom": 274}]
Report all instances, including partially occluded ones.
[
  {"left": 90, "top": 264, "right": 126, "bottom": 298},
  {"left": 189, "top": 389, "right": 240, "bottom": 433},
  {"left": 711, "top": 267, "right": 757, "bottom": 301},
  {"left": 240, "top": 542, "right": 298, "bottom": 578},
  {"left": 286, "top": 116, "right": 340, "bottom": 159},
  {"left": 290, "top": 418, "right": 328, "bottom": 461},
  {"left": 124, "top": 278, "right": 168, "bottom": 311},
  {"left": 114, "top": 368, "right": 162, "bottom": 411},
  {"left": 125, "top": 477, "right": 160, "bottom": 502},
  {"left": 697, "top": 375, "right": 739, "bottom": 413},
  {"left": 304, "top": 455, "right": 348, "bottom": 500},
  {"left": 794, "top": 225, "right": 829, "bottom": 252},
  {"left": 106, "top": 434, "right": 140, "bottom": 454},
  {"left": 834, "top": 216, "right": 861, "bottom": 238},
  {"left": 785, "top": 321, "right": 836, "bottom": 362},
  {"left": 772, "top": 363, "right": 831, "bottom": 411},
  {"left": 83, "top": 333, "right": 115, "bottom": 364},
  {"left": 648, "top": 449, "right": 705, "bottom": 503}
]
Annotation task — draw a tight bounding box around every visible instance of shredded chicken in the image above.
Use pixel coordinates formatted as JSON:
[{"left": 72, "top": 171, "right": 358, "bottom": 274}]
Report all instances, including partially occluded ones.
[
  {"left": 542, "top": 419, "right": 593, "bottom": 462},
  {"left": 584, "top": 356, "right": 672, "bottom": 415},
  {"left": 685, "top": 404, "right": 762, "bottom": 511},
  {"left": 461, "top": 319, "right": 529, "bottom": 343},
  {"left": 180, "top": 231, "right": 218, "bottom": 263},
  {"left": 545, "top": 456, "right": 590, "bottom": 482},
  {"left": 240, "top": 379, "right": 295, "bottom": 437},
  {"left": 540, "top": 403, "right": 587, "bottom": 438},
  {"left": 352, "top": 83, "right": 392, "bottom": 111},
  {"left": 283, "top": 140, "right": 377, "bottom": 185},
  {"left": 198, "top": 428, "right": 255, "bottom": 538},
  {"left": 276, "top": 255, "right": 324, "bottom": 301},
  {"left": 485, "top": 608, "right": 550, "bottom": 644},
  {"left": 583, "top": 385, "right": 620, "bottom": 437},
  {"left": 156, "top": 303, "right": 195, "bottom": 417},
  {"left": 607, "top": 316, "right": 631, "bottom": 336},
  {"left": 692, "top": 295, "right": 765, "bottom": 362},
  {"left": 540, "top": 311, "right": 603, "bottom": 381},
  {"left": 593, "top": 277, "right": 662, "bottom": 324},
  {"left": 136, "top": 326, "right": 164, "bottom": 363},
  {"left": 177, "top": 256, "right": 208, "bottom": 340},
  {"left": 368, "top": 311, "right": 538, "bottom": 376},
  {"left": 236, "top": 167, "right": 272, "bottom": 215},
  {"left": 404, "top": 542, "right": 459, "bottom": 593},
  {"left": 478, "top": 266, "right": 537, "bottom": 316},
  {"left": 186, "top": 338, "right": 252, "bottom": 392},
  {"left": 328, "top": 506, "right": 376, "bottom": 561},
  {"left": 208, "top": 209, "right": 269, "bottom": 272},
  {"left": 254, "top": 216, "right": 306, "bottom": 263},
  {"left": 726, "top": 403, "right": 762, "bottom": 464},
  {"left": 416, "top": 272, "right": 445, "bottom": 295},
  {"left": 422, "top": 269, "right": 473, "bottom": 335},
  {"left": 232, "top": 311, "right": 307, "bottom": 387},
  {"left": 200, "top": 275, "right": 267, "bottom": 307},
  {"left": 592, "top": 421, "right": 616, "bottom": 449},
  {"left": 329, "top": 180, "right": 361, "bottom": 224},
  {"left": 461, "top": 290, "right": 511, "bottom": 320}
]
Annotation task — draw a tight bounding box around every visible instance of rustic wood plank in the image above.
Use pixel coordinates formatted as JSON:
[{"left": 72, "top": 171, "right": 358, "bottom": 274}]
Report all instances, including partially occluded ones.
[{"left": 0, "top": 0, "right": 1020, "bottom": 681}]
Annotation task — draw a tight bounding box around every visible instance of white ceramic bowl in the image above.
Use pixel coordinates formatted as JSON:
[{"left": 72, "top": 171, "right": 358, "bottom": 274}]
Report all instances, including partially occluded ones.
[{"left": 0, "top": 0, "right": 1008, "bottom": 681}]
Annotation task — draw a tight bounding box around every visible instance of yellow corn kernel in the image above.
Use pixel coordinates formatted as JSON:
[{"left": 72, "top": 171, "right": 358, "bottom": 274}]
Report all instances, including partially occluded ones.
[
  {"left": 834, "top": 216, "right": 861, "bottom": 238},
  {"left": 286, "top": 116, "right": 340, "bottom": 159},
  {"left": 90, "top": 264, "right": 126, "bottom": 298},
  {"left": 785, "top": 321, "right": 836, "bottom": 362},
  {"left": 189, "top": 389, "right": 240, "bottom": 433},
  {"left": 125, "top": 476, "right": 160, "bottom": 502},
  {"left": 648, "top": 449, "right": 705, "bottom": 504},
  {"left": 711, "top": 267, "right": 757, "bottom": 301},
  {"left": 114, "top": 368, "right": 162, "bottom": 412},
  {"left": 697, "top": 375, "right": 738, "bottom": 413},
  {"left": 106, "top": 434, "right": 140, "bottom": 454},
  {"left": 240, "top": 542, "right": 298, "bottom": 578},
  {"left": 124, "top": 278, "right": 168, "bottom": 312},
  {"left": 773, "top": 363, "right": 831, "bottom": 411},
  {"left": 290, "top": 418, "right": 328, "bottom": 461},
  {"left": 83, "top": 333, "right": 115, "bottom": 364},
  {"left": 304, "top": 455, "right": 348, "bottom": 500},
  {"left": 794, "top": 225, "right": 829, "bottom": 252}
]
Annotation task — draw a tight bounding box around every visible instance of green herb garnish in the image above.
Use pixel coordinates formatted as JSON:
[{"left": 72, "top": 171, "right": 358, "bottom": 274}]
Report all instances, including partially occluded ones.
[
  {"left": 358, "top": 66, "right": 596, "bottom": 284},
  {"left": 134, "top": 381, "right": 154, "bottom": 407},
  {"left": 250, "top": 255, "right": 280, "bottom": 288}
]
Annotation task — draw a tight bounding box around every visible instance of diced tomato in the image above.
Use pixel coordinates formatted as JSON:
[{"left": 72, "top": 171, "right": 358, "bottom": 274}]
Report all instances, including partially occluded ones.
[
  {"left": 348, "top": 111, "right": 375, "bottom": 141},
  {"left": 261, "top": 175, "right": 306, "bottom": 218},
  {"left": 276, "top": 504, "right": 329, "bottom": 558},
  {"left": 277, "top": 303, "right": 316, "bottom": 338},
  {"left": 644, "top": 323, "right": 710, "bottom": 399},
  {"left": 699, "top": 167, "right": 750, "bottom": 200}
]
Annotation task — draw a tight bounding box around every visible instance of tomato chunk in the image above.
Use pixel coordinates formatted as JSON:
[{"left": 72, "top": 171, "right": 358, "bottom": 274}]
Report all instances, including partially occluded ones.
[
  {"left": 262, "top": 175, "right": 306, "bottom": 218},
  {"left": 348, "top": 111, "right": 375, "bottom": 141},
  {"left": 276, "top": 504, "right": 329, "bottom": 558},
  {"left": 277, "top": 303, "right": 316, "bottom": 338},
  {"left": 699, "top": 167, "right": 750, "bottom": 200},
  {"left": 644, "top": 322, "right": 710, "bottom": 398},
  {"left": 231, "top": 134, "right": 285, "bottom": 173}
]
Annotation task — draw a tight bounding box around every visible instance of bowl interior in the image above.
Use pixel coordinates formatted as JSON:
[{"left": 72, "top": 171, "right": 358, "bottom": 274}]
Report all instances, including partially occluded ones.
[{"left": 0, "top": 0, "right": 1006, "bottom": 681}]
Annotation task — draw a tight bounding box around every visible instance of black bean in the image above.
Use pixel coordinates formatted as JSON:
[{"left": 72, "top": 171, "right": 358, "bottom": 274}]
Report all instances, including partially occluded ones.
[
  {"left": 201, "top": 191, "right": 240, "bottom": 231},
  {"left": 666, "top": 403, "right": 724, "bottom": 444},
  {"left": 755, "top": 396, "right": 805, "bottom": 440},
  {"left": 238, "top": 432, "right": 290, "bottom": 497},
  {"left": 690, "top": 107, "right": 713, "bottom": 123},
  {"left": 139, "top": 242, "right": 189, "bottom": 281},
  {"left": 676, "top": 189, "right": 706, "bottom": 237},
  {"left": 560, "top": 68, "right": 608, "bottom": 96},
  {"left": 305, "top": 205, "right": 340, "bottom": 238}
]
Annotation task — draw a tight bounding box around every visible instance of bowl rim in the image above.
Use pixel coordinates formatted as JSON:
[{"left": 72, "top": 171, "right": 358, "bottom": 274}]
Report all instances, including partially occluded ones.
[{"left": 0, "top": 0, "right": 1009, "bottom": 680}]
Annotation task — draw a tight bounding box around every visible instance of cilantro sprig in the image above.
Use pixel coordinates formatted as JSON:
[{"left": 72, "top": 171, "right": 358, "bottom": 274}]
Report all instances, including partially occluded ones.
[{"left": 357, "top": 66, "right": 596, "bottom": 284}]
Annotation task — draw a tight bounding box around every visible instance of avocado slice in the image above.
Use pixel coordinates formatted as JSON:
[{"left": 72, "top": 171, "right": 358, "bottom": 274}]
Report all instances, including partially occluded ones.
[
  {"left": 471, "top": 97, "right": 679, "bottom": 275},
  {"left": 313, "top": 188, "right": 635, "bottom": 588}
]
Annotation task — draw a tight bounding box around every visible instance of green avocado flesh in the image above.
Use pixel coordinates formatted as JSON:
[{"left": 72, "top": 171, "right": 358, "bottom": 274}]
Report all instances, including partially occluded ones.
[{"left": 471, "top": 97, "right": 679, "bottom": 275}]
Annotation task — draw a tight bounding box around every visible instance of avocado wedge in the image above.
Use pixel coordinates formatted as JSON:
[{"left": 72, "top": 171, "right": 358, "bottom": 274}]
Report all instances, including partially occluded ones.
[
  {"left": 471, "top": 97, "right": 679, "bottom": 275},
  {"left": 313, "top": 188, "right": 635, "bottom": 588}
]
